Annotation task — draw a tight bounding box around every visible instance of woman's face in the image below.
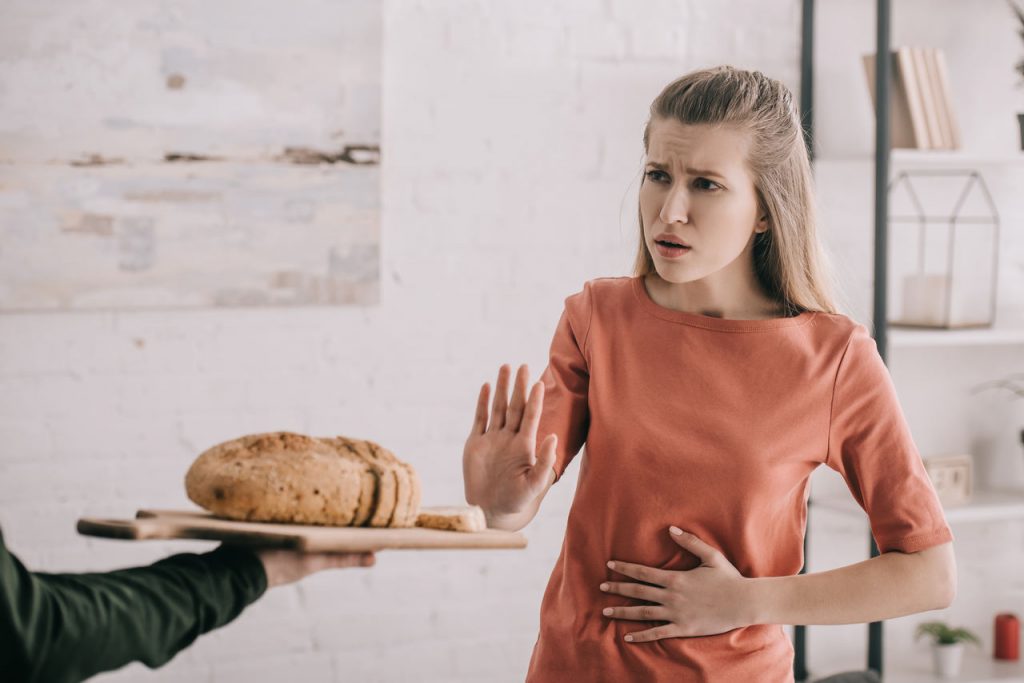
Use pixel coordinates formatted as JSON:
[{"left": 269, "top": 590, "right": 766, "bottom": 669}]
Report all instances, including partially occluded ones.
[{"left": 640, "top": 118, "right": 767, "bottom": 287}]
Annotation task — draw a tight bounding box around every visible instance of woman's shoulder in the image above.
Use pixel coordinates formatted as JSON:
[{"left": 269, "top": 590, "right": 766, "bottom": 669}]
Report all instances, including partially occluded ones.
[
  {"left": 562, "top": 276, "right": 634, "bottom": 312},
  {"left": 804, "top": 310, "right": 877, "bottom": 355},
  {"left": 569, "top": 276, "right": 634, "bottom": 299}
]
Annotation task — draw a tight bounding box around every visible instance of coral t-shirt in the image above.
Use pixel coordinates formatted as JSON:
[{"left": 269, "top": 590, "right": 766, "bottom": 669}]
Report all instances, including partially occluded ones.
[{"left": 525, "top": 276, "right": 954, "bottom": 683}]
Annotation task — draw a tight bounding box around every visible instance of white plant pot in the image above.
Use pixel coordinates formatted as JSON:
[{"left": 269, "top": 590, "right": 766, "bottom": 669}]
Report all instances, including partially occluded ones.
[{"left": 932, "top": 642, "right": 964, "bottom": 679}]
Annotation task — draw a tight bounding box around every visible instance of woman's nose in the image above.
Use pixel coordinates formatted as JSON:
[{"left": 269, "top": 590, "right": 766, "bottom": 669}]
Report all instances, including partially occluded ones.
[{"left": 659, "top": 187, "right": 690, "bottom": 225}]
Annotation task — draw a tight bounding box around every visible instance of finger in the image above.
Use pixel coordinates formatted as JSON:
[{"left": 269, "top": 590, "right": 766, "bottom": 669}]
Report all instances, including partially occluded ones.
[
  {"left": 601, "top": 604, "right": 671, "bottom": 622},
  {"left": 599, "top": 580, "right": 669, "bottom": 604},
  {"left": 471, "top": 382, "right": 490, "bottom": 435},
  {"left": 505, "top": 364, "right": 530, "bottom": 432},
  {"left": 489, "top": 365, "right": 511, "bottom": 431},
  {"left": 607, "top": 560, "right": 677, "bottom": 588},
  {"left": 624, "top": 624, "right": 680, "bottom": 643},
  {"left": 321, "top": 552, "right": 376, "bottom": 569},
  {"left": 526, "top": 433, "right": 557, "bottom": 493},
  {"left": 668, "top": 527, "right": 723, "bottom": 566},
  {"left": 520, "top": 380, "right": 545, "bottom": 443}
]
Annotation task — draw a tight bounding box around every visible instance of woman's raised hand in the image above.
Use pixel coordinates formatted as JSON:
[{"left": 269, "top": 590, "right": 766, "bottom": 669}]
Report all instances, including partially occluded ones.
[{"left": 463, "top": 364, "right": 558, "bottom": 518}]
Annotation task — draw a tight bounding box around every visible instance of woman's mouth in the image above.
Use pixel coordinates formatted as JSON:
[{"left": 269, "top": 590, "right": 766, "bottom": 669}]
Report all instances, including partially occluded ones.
[{"left": 654, "top": 240, "right": 691, "bottom": 259}]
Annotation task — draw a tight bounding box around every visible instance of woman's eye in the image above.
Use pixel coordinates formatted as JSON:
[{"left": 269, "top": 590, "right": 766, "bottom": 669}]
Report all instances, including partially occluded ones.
[{"left": 645, "top": 170, "right": 719, "bottom": 191}]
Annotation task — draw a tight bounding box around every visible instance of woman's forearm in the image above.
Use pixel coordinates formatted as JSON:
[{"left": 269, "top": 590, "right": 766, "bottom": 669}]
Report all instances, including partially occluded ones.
[{"left": 746, "top": 542, "right": 956, "bottom": 626}]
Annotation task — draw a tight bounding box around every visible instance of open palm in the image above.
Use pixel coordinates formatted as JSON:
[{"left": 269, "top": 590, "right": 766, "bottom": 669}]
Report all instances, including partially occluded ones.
[{"left": 463, "top": 364, "right": 558, "bottom": 516}]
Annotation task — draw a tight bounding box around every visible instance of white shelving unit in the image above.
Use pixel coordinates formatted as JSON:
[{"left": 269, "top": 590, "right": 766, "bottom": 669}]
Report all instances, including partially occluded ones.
[
  {"left": 817, "top": 151, "right": 1024, "bottom": 165},
  {"left": 811, "top": 486, "right": 1024, "bottom": 681},
  {"left": 885, "top": 649, "right": 1024, "bottom": 683},
  {"left": 800, "top": 2, "right": 1024, "bottom": 678},
  {"left": 889, "top": 326, "right": 1024, "bottom": 349},
  {"left": 813, "top": 141, "right": 1024, "bottom": 671},
  {"left": 813, "top": 488, "right": 1024, "bottom": 524}
]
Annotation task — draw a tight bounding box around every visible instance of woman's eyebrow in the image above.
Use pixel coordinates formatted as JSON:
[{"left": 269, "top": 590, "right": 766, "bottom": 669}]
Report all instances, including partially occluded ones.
[{"left": 645, "top": 160, "right": 726, "bottom": 180}]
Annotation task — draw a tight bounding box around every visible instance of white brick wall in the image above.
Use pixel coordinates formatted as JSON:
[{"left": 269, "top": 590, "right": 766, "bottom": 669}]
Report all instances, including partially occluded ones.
[{"left": 2, "top": 1, "right": 1023, "bottom": 681}]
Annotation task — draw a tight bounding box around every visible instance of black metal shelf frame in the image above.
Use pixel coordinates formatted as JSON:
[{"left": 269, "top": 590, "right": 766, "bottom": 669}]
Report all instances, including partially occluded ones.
[{"left": 796, "top": 0, "right": 891, "bottom": 678}]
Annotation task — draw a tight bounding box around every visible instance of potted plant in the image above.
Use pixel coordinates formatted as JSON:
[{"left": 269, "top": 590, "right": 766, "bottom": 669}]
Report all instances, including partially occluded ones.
[
  {"left": 1010, "top": 0, "right": 1024, "bottom": 148},
  {"left": 915, "top": 621, "right": 982, "bottom": 678}
]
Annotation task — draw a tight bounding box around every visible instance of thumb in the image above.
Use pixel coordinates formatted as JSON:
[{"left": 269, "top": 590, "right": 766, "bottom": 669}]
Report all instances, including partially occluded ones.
[
  {"left": 527, "top": 433, "right": 558, "bottom": 491},
  {"left": 669, "top": 527, "right": 722, "bottom": 566}
]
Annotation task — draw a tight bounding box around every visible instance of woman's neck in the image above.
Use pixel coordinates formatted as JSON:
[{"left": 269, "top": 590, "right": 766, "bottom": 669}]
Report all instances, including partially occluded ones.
[{"left": 644, "top": 273, "right": 787, "bottom": 320}]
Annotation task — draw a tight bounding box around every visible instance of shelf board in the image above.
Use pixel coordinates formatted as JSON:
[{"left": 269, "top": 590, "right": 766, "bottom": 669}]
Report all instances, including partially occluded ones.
[
  {"left": 883, "top": 648, "right": 1024, "bottom": 683},
  {"left": 888, "top": 326, "right": 1024, "bottom": 349},
  {"left": 812, "top": 488, "right": 1024, "bottom": 524},
  {"left": 814, "top": 151, "right": 1024, "bottom": 165}
]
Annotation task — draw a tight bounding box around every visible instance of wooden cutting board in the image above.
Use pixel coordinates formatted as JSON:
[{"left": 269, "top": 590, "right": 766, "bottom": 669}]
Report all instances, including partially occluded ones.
[{"left": 77, "top": 509, "right": 527, "bottom": 552}]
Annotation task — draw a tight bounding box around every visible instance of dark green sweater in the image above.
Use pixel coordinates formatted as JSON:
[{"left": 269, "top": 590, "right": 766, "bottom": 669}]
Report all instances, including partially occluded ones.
[{"left": 0, "top": 528, "right": 267, "bottom": 683}]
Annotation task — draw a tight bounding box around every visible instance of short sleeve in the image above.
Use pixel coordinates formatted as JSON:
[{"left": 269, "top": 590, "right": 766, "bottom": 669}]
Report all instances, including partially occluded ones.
[
  {"left": 825, "top": 323, "right": 954, "bottom": 554},
  {"left": 537, "top": 282, "right": 593, "bottom": 482}
]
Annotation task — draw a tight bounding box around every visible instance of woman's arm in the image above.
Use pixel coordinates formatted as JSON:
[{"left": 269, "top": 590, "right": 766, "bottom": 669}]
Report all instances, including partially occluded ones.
[
  {"left": 747, "top": 542, "right": 956, "bottom": 626},
  {"left": 601, "top": 531, "right": 955, "bottom": 641}
]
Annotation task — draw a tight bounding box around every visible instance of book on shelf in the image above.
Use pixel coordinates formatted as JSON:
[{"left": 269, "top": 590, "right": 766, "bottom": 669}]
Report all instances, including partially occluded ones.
[
  {"left": 911, "top": 47, "right": 944, "bottom": 148},
  {"left": 923, "top": 47, "right": 953, "bottom": 148},
  {"left": 932, "top": 48, "right": 962, "bottom": 148},
  {"left": 862, "top": 46, "right": 961, "bottom": 150},
  {"left": 863, "top": 50, "right": 923, "bottom": 148},
  {"left": 897, "top": 46, "right": 931, "bottom": 148}
]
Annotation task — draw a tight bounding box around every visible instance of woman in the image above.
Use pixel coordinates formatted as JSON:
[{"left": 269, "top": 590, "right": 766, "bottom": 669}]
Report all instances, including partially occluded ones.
[{"left": 462, "top": 66, "right": 955, "bottom": 681}]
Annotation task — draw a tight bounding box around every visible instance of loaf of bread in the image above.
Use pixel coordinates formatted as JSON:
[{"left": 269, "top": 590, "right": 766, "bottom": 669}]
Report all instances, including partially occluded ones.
[
  {"left": 415, "top": 505, "right": 487, "bottom": 532},
  {"left": 185, "top": 431, "right": 420, "bottom": 528}
]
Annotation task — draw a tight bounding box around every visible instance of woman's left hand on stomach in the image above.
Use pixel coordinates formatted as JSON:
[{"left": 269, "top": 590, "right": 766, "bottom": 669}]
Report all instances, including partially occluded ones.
[{"left": 600, "top": 526, "right": 754, "bottom": 642}]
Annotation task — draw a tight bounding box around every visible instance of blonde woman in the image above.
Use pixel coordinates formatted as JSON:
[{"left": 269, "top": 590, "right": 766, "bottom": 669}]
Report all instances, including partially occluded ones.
[{"left": 463, "top": 66, "right": 956, "bottom": 681}]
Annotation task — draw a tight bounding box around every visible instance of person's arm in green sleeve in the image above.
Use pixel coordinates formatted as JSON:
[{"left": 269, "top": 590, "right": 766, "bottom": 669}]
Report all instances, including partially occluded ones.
[{"left": 0, "top": 528, "right": 375, "bottom": 683}]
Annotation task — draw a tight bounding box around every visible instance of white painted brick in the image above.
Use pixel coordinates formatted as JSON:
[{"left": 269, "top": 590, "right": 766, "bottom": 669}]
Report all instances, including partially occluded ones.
[
  {"left": 624, "top": 23, "right": 688, "bottom": 62},
  {"left": 451, "top": 634, "right": 537, "bottom": 679},
  {"left": 566, "top": 21, "right": 629, "bottom": 60},
  {"left": 0, "top": 458, "right": 120, "bottom": 504},
  {"left": 0, "top": 416, "right": 54, "bottom": 460},
  {"left": 208, "top": 654, "right": 335, "bottom": 683},
  {"left": 330, "top": 639, "right": 458, "bottom": 681}
]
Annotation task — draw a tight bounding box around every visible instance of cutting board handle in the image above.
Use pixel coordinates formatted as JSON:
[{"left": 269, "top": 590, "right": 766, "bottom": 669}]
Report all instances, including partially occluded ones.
[
  {"left": 77, "top": 515, "right": 301, "bottom": 548},
  {"left": 77, "top": 517, "right": 178, "bottom": 541}
]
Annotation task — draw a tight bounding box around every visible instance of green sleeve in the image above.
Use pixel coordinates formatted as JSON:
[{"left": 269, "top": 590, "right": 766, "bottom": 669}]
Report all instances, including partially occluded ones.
[{"left": 0, "top": 529, "right": 268, "bottom": 683}]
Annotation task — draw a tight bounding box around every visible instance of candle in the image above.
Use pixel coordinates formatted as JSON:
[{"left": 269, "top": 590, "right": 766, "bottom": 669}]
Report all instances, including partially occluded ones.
[
  {"left": 901, "top": 273, "right": 949, "bottom": 326},
  {"left": 995, "top": 613, "right": 1020, "bottom": 661}
]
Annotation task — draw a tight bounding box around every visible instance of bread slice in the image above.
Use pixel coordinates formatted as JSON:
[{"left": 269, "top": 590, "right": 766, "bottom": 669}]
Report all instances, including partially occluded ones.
[
  {"left": 368, "top": 438, "right": 419, "bottom": 528},
  {"left": 351, "top": 469, "right": 377, "bottom": 526},
  {"left": 185, "top": 431, "right": 368, "bottom": 526},
  {"left": 323, "top": 436, "right": 399, "bottom": 528},
  {"left": 336, "top": 437, "right": 420, "bottom": 528},
  {"left": 416, "top": 505, "right": 487, "bottom": 532},
  {"left": 399, "top": 460, "right": 422, "bottom": 527}
]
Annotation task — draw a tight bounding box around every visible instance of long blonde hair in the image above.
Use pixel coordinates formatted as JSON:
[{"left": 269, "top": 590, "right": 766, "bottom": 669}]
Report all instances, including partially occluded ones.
[{"left": 634, "top": 65, "right": 843, "bottom": 316}]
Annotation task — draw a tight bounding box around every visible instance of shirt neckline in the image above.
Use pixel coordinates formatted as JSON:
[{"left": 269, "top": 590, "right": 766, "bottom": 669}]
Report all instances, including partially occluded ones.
[{"left": 631, "top": 275, "right": 817, "bottom": 331}]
